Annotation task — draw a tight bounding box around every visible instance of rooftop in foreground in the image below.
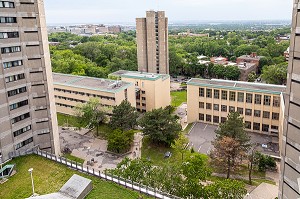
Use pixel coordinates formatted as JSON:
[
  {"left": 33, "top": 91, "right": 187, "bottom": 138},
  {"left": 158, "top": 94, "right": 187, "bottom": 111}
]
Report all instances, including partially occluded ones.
[
  {"left": 53, "top": 73, "right": 133, "bottom": 93},
  {"left": 110, "top": 70, "right": 170, "bottom": 81},
  {"left": 187, "top": 78, "right": 286, "bottom": 94}
]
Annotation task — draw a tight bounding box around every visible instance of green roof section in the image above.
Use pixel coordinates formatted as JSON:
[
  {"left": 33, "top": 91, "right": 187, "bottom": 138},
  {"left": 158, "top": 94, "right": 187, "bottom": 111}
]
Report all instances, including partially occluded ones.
[
  {"left": 109, "top": 70, "right": 170, "bottom": 81},
  {"left": 53, "top": 73, "right": 134, "bottom": 94},
  {"left": 187, "top": 78, "right": 286, "bottom": 95}
]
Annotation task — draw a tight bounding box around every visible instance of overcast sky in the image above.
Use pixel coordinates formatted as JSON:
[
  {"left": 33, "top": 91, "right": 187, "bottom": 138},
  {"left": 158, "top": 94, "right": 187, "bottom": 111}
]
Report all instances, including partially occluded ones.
[{"left": 44, "top": 0, "right": 293, "bottom": 24}]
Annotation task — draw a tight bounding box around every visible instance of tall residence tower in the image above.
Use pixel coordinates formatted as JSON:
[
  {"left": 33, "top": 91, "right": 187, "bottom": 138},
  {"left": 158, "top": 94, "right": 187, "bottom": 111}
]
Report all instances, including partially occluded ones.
[
  {"left": 0, "top": 0, "right": 60, "bottom": 161},
  {"left": 136, "top": 10, "right": 169, "bottom": 74},
  {"left": 279, "top": 1, "right": 300, "bottom": 198}
]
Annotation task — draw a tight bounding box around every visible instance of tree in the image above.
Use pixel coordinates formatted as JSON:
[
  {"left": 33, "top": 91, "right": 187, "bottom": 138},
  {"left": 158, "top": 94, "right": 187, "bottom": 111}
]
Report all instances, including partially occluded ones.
[
  {"left": 261, "top": 63, "right": 288, "bottom": 85},
  {"left": 171, "top": 133, "right": 189, "bottom": 161},
  {"left": 74, "top": 98, "right": 107, "bottom": 135},
  {"left": 247, "top": 71, "right": 257, "bottom": 82},
  {"left": 107, "top": 129, "right": 134, "bottom": 153},
  {"left": 139, "top": 107, "right": 182, "bottom": 146},
  {"left": 109, "top": 100, "right": 138, "bottom": 131}
]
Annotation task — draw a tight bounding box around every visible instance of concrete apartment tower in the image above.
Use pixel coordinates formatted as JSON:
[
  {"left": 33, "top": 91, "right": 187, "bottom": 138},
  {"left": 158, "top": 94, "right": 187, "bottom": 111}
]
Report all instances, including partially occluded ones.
[
  {"left": 136, "top": 10, "right": 169, "bottom": 74},
  {"left": 278, "top": 1, "right": 300, "bottom": 198},
  {"left": 0, "top": 0, "right": 60, "bottom": 161}
]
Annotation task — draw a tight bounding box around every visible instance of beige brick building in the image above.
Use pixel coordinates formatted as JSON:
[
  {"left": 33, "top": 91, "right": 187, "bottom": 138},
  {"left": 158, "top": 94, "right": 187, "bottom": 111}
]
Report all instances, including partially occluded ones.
[
  {"left": 53, "top": 73, "right": 136, "bottom": 116},
  {"left": 0, "top": 0, "right": 60, "bottom": 161},
  {"left": 187, "top": 79, "right": 285, "bottom": 142},
  {"left": 110, "top": 70, "right": 171, "bottom": 112},
  {"left": 136, "top": 10, "right": 169, "bottom": 74},
  {"left": 279, "top": 1, "right": 300, "bottom": 198}
]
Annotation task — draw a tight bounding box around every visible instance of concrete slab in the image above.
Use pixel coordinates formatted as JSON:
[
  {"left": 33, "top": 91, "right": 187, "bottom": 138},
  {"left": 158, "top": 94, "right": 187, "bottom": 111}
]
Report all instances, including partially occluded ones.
[{"left": 245, "top": 183, "right": 278, "bottom": 199}]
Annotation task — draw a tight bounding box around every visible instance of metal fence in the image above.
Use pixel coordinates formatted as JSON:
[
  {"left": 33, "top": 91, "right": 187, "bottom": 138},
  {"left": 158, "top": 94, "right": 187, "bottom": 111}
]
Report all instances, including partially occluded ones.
[{"left": 19, "top": 149, "right": 182, "bottom": 199}]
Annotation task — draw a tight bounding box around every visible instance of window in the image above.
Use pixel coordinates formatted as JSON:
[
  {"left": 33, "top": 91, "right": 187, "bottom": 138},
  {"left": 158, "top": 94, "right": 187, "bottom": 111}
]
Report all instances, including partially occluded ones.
[
  {"left": 221, "top": 105, "right": 227, "bottom": 112},
  {"left": 11, "top": 112, "right": 30, "bottom": 124},
  {"left": 16, "top": 137, "right": 33, "bottom": 150},
  {"left": 13, "top": 125, "right": 31, "bottom": 137},
  {"left": 229, "top": 91, "right": 236, "bottom": 101},
  {"left": 246, "top": 93, "right": 253, "bottom": 103},
  {"left": 142, "top": 97, "right": 146, "bottom": 100},
  {"left": 0, "top": 17, "right": 16, "bottom": 23},
  {"left": 206, "top": 89, "right": 212, "bottom": 98},
  {"left": 9, "top": 100, "right": 28, "bottom": 111},
  {"left": 254, "top": 110, "right": 261, "bottom": 117},
  {"left": 264, "top": 95, "right": 271, "bottom": 106},
  {"left": 199, "top": 88, "right": 204, "bottom": 97},
  {"left": 245, "top": 121, "right": 252, "bottom": 129},
  {"left": 206, "top": 103, "right": 212, "bottom": 110},
  {"left": 253, "top": 122, "right": 260, "bottom": 131},
  {"left": 221, "top": 117, "right": 227, "bottom": 123},
  {"left": 263, "top": 111, "right": 270, "bottom": 119},
  {"left": 271, "top": 125, "right": 278, "bottom": 130},
  {"left": 199, "top": 102, "right": 204, "bottom": 108},
  {"left": 213, "top": 116, "right": 219, "bottom": 123},
  {"left": 214, "top": 89, "right": 220, "bottom": 99},
  {"left": 206, "top": 114, "right": 211, "bottom": 122},
  {"left": 141, "top": 90, "right": 145, "bottom": 94},
  {"left": 245, "top": 109, "right": 252, "bottom": 116},
  {"left": 213, "top": 104, "right": 219, "bottom": 111},
  {"left": 221, "top": 91, "right": 228, "bottom": 100},
  {"left": 254, "top": 94, "right": 262, "bottom": 104},
  {"left": 1, "top": 46, "right": 21, "bottom": 54},
  {"left": 199, "top": 114, "right": 204, "bottom": 121},
  {"left": 3, "top": 60, "right": 22, "bottom": 69},
  {"left": 7, "top": 86, "right": 27, "bottom": 97},
  {"left": 229, "top": 106, "right": 235, "bottom": 112},
  {"left": 0, "top": 1, "right": 15, "bottom": 8},
  {"left": 272, "top": 112, "right": 279, "bottom": 120},
  {"left": 262, "top": 124, "right": 269, "bottom": 132},
  {"left": 237, "top": 92, "right": 244, "bottom": 102},
  {"left": 5, "top": 73, "right": 25, "bottom": 83},
  {"left": 273, "top": 96, "right": 280, "bottom": 107},
  {"left": 0, "top": 32, "right": 18, "bottom": 39},
  {"left": 237, "top": 107, "right": 243, "bottom": 115}
]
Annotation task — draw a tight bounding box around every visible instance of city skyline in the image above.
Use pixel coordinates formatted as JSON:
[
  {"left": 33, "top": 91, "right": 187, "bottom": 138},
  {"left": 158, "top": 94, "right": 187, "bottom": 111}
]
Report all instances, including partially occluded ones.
[{"left": 44, "top": 0, "right": 292, "bottom": 24}]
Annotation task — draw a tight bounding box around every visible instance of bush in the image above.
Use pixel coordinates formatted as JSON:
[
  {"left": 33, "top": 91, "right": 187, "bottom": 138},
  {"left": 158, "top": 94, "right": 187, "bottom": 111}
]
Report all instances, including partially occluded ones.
[{"left": 107, "top": 129, "right": 134, "bottom": 154}]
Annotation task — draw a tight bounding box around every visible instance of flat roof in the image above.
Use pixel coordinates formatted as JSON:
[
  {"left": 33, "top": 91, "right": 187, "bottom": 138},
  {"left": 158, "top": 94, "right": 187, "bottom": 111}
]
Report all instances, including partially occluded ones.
[
  {"left": 187, "top": 78, "right": 286, "bottom": 95},
  {"left": 110, "top": 70, "right": 170, "bottom": 81},
  {"left": 53, "top": 73, "right": 133, "bottom": 93}
]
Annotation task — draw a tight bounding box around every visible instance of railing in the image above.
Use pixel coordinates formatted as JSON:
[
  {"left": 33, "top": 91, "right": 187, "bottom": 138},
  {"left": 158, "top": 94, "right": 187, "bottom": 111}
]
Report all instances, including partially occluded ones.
[{"left": 13, "top": 148, "right": 181, "bottom": 199}]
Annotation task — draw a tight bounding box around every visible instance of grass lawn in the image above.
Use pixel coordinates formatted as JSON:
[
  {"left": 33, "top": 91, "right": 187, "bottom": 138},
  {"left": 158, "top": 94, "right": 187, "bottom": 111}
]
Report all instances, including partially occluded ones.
[
  {"left": 57, "top": 113, "right": 82, "bottom": 127},
  {"left": 62, "top": 153, "right": 85, "bottom": 164},
  {"left": 0, "top": 155, "right": 150, "bottom": 199},
  {"left": 171, "top": 90, "right": 187, "bottom": 107}
]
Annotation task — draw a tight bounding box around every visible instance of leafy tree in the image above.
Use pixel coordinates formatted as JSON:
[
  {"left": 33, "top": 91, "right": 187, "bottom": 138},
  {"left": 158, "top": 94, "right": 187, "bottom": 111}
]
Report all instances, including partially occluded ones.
[
  {"left": 255, "top": 152, "right": 277, "bottom": 172},
  {"left": 74, "top": 98, "right": 107, "bottom": 135},
  {"left": 109, "top": 100, "right": 138, "bottom": 131},
  {"left": 171, "top": 133, "right": 189, "bottom": 161},
  {"left": 139, "top": 107, "right": 182, "bottom": 146},
  {"left": 107, "top": 129, "right": 134, "bottom": 153},
  {"left": 224, "top": 65, "right": 240, "bottom": 80},
  {"left": 247, "top": 71, "right": 257, "bottom": 82},
  {"left": 261, "top": 63, "right": 288, "bottom": 85}
]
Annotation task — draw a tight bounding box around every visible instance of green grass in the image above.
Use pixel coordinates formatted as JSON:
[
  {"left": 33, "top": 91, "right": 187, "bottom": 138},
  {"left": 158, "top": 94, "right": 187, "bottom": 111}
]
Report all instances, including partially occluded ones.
[
  {"left": 171, "top": 90, "right": 187, "bottom": 107},
  {"left": 0, "top": 155, "right": 151, "bottom": 199},
  {"left": 63, "top": 153, "right": 85, "bottom": 164},
  {"left": 57, "top": 113, "right": 82, "bottom": 127},
  {"left": 183, "top": 123, "right": 194, "bottom": 134}
]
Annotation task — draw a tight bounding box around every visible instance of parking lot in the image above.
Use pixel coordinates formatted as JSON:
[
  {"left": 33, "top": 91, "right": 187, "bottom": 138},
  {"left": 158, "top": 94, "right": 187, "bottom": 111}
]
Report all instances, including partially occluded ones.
[{"left": 187, "top": 122, "right": 280, "bottom": 157}]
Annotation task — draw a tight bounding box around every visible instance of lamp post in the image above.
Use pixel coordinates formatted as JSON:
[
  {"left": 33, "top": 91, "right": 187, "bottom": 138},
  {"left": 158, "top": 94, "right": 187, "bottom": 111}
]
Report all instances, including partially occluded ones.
[{"left": 28, "top": 168, "right": 35, "bottom": 195}]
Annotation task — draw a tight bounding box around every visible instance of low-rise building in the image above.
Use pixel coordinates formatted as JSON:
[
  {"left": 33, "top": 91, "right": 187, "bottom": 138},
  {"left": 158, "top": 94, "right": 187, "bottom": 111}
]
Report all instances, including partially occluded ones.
[
  {"left": 210, "top": 56, "right": 228, "bottom": 65},
  {"left": 236, "top": 53, "right": 262, "bottom": 81},
  {"left": 187, "top": 78, "right": 285, "bottom": 145},
  {"left": 53, "top": 73, "right": 136, "bottom": 115},
  {"left": 110, "top": 70, "right": 171, "bottom": 112}
]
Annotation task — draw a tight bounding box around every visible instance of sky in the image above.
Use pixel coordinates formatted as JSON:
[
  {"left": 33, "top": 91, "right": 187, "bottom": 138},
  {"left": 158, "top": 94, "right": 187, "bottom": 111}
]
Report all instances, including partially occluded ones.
[{"left": 44, "top": 0, "right": 293, "bottom": 25}]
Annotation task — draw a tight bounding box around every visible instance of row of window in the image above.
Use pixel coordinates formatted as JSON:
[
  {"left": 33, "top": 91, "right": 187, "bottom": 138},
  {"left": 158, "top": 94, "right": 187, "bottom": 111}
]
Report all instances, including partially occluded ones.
[
  {"left": 199, "top": 114, "right": 278, "bottom": 132},
  {"left": 1, "top": 46, "right": 21, "bottom": 54},
  {"left": 0, "top": 1, "right": 14, "bottom": 8},
  {"left": 55, "top": 95, "right": 86, "bottom": 104},
  {"left": 16, "top": 137, "right": 33, "bottom": 150},
  {"left": 0, "top": 31, "right": 19, "bottom": 39},
  {"left": 199, "top": 88, "right": 280, "bottom": 107},
  {"left": 3, "top": 60, "right": 23, "bottom": 69},
  {"left": 5, "top": 73, "right": 25, "bottom": 83},
  {"left": 54, "top": 88, "right": 116, "bottom": 101},
  {"left": 13, "top": 125, "right": 31, "bottom": 137},
  {"left": 199, "top": 102, "right": 280, "bottom": 120},
  {"left": 11, "top": 112, "right": 30, "bottom": 124},
  {"left": 0, "top": 17, "right": 16, "bottom": 23},
  {"left": 137, "top": 102, "right": 146, "bottom": 107},
  {"left": 8, "top": 86, "right": 27, "bottom": 97},
  {"left": 9, "top": 99, "right": 28, "bottom": 111},
  {"left": 56, "top": 103, "right": 75, "bottom": 109}
]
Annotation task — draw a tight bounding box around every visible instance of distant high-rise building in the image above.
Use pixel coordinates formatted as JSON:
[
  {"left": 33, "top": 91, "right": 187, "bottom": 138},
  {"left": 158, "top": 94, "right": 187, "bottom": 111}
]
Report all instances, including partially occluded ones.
[
  {"left": 0, "top": 0, "right": 60, "bottom": 161},
  {"left": 136, "top": 10, "right": 169, "bottom": 74},
  {"left": 278, "top": 1, "right": 300, "bottom": 198}
]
